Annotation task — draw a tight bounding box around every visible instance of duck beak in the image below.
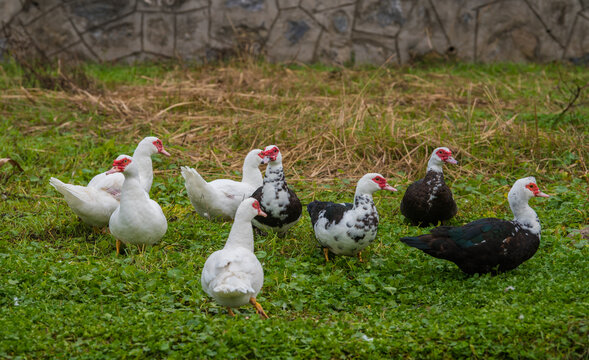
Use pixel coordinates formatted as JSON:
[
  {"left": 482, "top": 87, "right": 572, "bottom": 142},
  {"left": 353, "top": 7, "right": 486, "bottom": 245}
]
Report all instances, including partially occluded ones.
[
  {"left": 257, "top": 209, "right": 267, "bottom": 217},
  {"left": 105, "top": 167, "right": 120, "bottom": 175},
  {"left": 382, "top": 184, "right": 397, "bottom": 192},
  {"left": 261, "top": 156, "right": 270, "bottom": 164},
  {"left": 445, "top": 156, "right": 458, "bottom": 164},
  {"left": 159, "top": 148, "right": 171, "bottom": 157},
  {"left": 535, "top": 191, "right": 550, "bottom": 198}
]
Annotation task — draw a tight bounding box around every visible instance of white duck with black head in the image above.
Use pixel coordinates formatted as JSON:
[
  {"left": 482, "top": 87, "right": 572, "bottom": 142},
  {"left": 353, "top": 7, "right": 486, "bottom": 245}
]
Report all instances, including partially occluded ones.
[
  {"left": 49, "top": 136, "right": 170, "bottom": 228},
  {"left": 401, "top": 176, "right": 549, "bottom": 274},
  {"left": 201, "top": 198, "right": 269, "bottom": 319},
  {"left": 400, "top": 146, "right": 458, "bottom": 226},
  {"left": 107, "top": 155, "right": 167, "bottom": 254},
  {"left": 251, "top": 145, "right": 302, "bottom": 237},
  {"left": 308, "top": 173, "right": 397, "bottom": 262},
  {"left": 181, "top": 149, "right": 268, "bottom": 220}
]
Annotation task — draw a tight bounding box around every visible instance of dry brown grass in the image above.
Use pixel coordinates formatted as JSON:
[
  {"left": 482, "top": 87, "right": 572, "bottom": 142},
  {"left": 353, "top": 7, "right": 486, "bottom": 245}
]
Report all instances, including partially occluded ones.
[{"left": 2, "top": 61, "right": 588, "bottom": 185}]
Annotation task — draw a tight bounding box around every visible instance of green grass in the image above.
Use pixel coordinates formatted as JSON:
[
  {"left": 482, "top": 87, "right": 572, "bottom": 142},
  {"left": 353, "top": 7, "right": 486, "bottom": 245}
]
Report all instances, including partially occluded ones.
[{"left": 0, "top": 60, "right": 588, "bottom": 359}]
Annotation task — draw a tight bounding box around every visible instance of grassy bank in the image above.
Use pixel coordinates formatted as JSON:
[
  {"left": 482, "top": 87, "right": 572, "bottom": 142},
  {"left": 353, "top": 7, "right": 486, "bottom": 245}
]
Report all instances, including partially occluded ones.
[{"left": 0, "top": 60, "right": 587, "bottom": 358}]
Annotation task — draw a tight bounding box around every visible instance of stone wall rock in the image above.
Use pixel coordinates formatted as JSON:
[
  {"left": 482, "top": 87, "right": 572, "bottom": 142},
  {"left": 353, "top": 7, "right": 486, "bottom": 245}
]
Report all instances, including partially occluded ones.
[{"left": 1, "top": 0, "right": 588, "bottom": 65}]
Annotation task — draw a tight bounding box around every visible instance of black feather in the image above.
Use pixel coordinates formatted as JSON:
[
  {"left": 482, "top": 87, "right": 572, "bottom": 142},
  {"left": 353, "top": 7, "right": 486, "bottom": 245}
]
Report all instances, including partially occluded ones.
[
  {"left": 400, "top": 170, "right": 457, "bottom": 226},
  {"left": 400, "top": 218, "right": 540, "bottom": 274},
  {"left": 307, "top": 201, "right": 353, "bottom": 227}
]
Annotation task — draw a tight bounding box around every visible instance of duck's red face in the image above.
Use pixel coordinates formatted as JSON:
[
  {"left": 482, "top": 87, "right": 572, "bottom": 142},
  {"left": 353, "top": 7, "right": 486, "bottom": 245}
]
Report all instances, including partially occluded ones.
[
  {"left": 372, "top": 175, "right": 397, "bottom": 192},
  {"left": 258, "top": 150, "right": 270, "bottom": 164},
  {"left": 152, "top": 139, "right": 171, "bottom": 157},
  {"left": 106, "top": 157, "right": 132, "bottom": 174},
  {"left": 436, "top": 148, "right": 457, "bottom": 164},
  {"left": 526, "top": 182, "right": 549, "bottom": 197},
  {"left": 263, "top": 146, "right": 280, "bottom": 161},
  {"left": 252, "top": 200, "right": 267, "bottom": 217}
]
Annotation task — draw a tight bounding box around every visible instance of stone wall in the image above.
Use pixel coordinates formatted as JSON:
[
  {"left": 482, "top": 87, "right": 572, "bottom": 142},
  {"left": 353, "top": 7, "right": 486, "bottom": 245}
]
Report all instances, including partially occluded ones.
[{"left": 1, "top": 0, "right": 588, "bottom": 65}]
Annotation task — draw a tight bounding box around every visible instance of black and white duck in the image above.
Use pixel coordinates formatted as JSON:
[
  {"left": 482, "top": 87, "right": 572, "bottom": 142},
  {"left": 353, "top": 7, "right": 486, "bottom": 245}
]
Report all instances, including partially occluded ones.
[
  {"left": 307, "top": 173, "right": 397, "bottom": 261},
  {"left": 251, "top": 145, "right": 302, "bottom": 236}
]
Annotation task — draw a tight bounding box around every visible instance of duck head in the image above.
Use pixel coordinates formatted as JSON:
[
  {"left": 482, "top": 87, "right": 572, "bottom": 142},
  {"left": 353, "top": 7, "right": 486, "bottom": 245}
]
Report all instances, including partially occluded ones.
[
  {"left": 139, "top": 136, "right": 171, "bottom": 157},
  {"left": 357, "top": 173, "right": 397, "bottom": 194},
  {"left": 106, "top": 155, "right": 136, "bottom": 175},
  {"left": 260, "top": 145, "right": 281, "bottom": 164},
  {"left": 509, "top": 177, "right": 550, "bottom": 203},
  {"left": 427, "top": 147, "right": 457, "bottom": 172},
  {"left": 248, "top": 149, "right": 269, "bottom": 166}
]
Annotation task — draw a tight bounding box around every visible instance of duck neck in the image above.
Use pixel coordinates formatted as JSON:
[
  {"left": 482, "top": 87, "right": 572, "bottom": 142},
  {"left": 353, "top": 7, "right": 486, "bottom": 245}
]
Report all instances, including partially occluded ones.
[
  {"left": 224, "top": 217, "right": 254, "bottom": 252},
  {"left": 264, "top": 162, "right": 285, "bottom": 186},
  {"left": 353, "top": 191, "right": 374, "bottom": 209},
  {"left": 120, "top": 172, "right": 145, "bottom": 205},
  {"left": 426, "top": 157, "right": 444, "bottom": 173},
  {"left": 132, "top": 146, "right": 154, "bottom": 193},
  {"left": 242, "top": 162, "right": 263, "bottom": 187},
  {"left": 510, "top": 200, "right": 541, "bottom": 235}
]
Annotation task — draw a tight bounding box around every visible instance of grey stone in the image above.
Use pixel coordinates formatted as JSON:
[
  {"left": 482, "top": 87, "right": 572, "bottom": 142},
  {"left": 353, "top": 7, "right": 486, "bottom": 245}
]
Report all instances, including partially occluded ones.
[
  {"left": 83, "top": 13, "right": 142, "bottom": 61},
  {"left": 267, "top": 8, "right": 321, "bottom": 62},
  {"left": 175, "top": 9, "right": 209, "bottom": 60},
  {"left": 16, "top": 0, "right": 62, "bottom": 25},
  {"left": 285, "top": 20, "right": 310, "bottom": 45},
  {"left": 143, "top": 13, "right": 174, "bottom": 55},
  {"left": 396, "top": 0, "right": 450, "bottom": 64},
  {"left": 525, "top": 0, "right": 581, "bottom": 48},
  {"left": 117, "top": 51, "right": 170, "bottom": 63},
  {"left": 476, "top": 0, "right": 563, "bottom": 62},
  {"left": 564, "top": 13, "right": 589, "bottom": 64},
  {"left": 210, "top": 0, "right": 277, "bottom": 48},
  {"left": 567, "top": 226, "right": 589, "bottom": 239},
  {"left": 0, "top": 22, "right": 38, "bottom": 60},
  {"left": 316, "top": 32, "right": 352, "bottom": 64},
  {"left": 312, "top": 5, "right": 355, "bottom": 35},
  {"left": 312, "top": 5, "right": 355, "bottom": 64},
  {"left": 54, "top": 40, "right": 99, "bottom": 62},
  {"left": 68, "top": 0, "right": 136, "bottom": 32},
  {"left": 351, "top": 32, "right": 396, "bottom": 64},
  {"left": 277, "top": 0, "right": 300, "bottom": 9},
  {"left": 1, "top": 0, "right": 589, "bottom": 65},
  {"left": 0, "top": 1, "right": 22, "bottom": 26},
  {"left": 137, "top": 0, "right": 208, "bottom": 12},
  {"left": 300, "top": 0, "right": 355, "bottom": 13},
  {"left": 354, "top": 0, "right": 409, "bottom": 36},
  {"left": 428, "top": 0, "right": 478, "bottom": 61},
  {"left": 26, "top": 6, "right": 79, "bottom": 56}
]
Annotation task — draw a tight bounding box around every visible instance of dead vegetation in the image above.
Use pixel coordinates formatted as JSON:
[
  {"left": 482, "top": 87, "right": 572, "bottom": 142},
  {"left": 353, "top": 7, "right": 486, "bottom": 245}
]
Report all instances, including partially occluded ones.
[{"left": 1, "top": 60, "right": 587, "bottom": 185}]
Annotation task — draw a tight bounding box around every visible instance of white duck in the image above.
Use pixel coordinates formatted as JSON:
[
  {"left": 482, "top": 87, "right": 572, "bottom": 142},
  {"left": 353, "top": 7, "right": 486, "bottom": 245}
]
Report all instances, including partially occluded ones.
[
  {"left": 181, "top": 149, "right": 267, "bottom": 220},
  {"left": 107, "top": 155, "right": 167, "bottom": 254},
  {"left": 201, "top": 197, "right": 269, "bottom": 318},
  {"left": 49, "top": 137, "right": 170, "bottom": 228}
]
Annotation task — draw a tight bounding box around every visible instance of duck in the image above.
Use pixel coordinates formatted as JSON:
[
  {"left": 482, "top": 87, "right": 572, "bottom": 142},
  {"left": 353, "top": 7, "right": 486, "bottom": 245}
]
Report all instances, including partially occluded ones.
[
  {"left": 308, "top": 173, "right": 397, "bottom": 262},
  {"left": 251, "top": 145, "right": 302, "bottom": 236},
  {"left": 181, "top": 149, "right": 267, "bottom": 220},
  {"left": 49, "top": 136, "right": 170, "bottom": 227},
  {"left": 201, "top": 197, "right": 269, "bottom": 319},
  {"left": 400, "top": 177, "right": 549, "bottom": 274},
  {"left": 107, "top": 155, "right": 167, "bottom": 254},
  {"left": 400, "top": 147, "right": 458, "bottom": 226}
]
